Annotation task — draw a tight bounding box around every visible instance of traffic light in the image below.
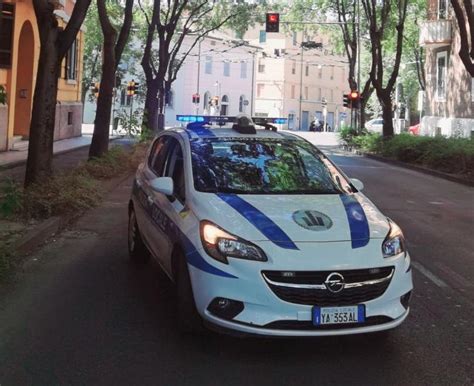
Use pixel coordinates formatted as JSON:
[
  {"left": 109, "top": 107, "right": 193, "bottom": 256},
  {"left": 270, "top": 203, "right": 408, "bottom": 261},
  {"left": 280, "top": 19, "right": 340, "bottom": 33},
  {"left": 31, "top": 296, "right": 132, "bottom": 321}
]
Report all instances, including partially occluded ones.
[
  {"left": 90, "top": 82, "right": 99, "bottom": 98},
  {"left": 127, "top": 80, "right": 139, "bottom": 96},
  {"left": 343, "top": 93, "right": 350, "bottom": 108},
  {"left": 192, "top": 93, "right": 200, "bottom": 104},
  {"left": 349, "top": 90, "right": 360, "bottom": 109},
  {"left": 266, "top": 13, "right": 280, "bottom": 33}
]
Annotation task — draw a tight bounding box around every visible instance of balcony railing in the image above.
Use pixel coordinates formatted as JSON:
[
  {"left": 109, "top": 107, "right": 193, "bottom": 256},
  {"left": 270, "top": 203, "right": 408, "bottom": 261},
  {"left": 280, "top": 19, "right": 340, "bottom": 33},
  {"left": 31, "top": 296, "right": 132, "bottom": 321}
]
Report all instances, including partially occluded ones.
[{"left": 419, "top": 20, "right": 453, "bottom": 47}]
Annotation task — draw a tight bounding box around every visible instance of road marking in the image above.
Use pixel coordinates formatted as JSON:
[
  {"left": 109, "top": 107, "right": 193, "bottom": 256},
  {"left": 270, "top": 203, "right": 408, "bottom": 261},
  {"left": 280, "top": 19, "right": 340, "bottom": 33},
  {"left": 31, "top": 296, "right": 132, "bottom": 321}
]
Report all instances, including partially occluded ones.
[
  {"left": 412, "top": 261, "right": 448, "bottom": 288},
  {"left": 435, "top": 262, "right": 473, "bottom": 287},
  {"left": 429, "top": 201, "right": 444, "bottom": 205},
  {"left": 337, "top": 165, "right": 385, "bottom": 169}
]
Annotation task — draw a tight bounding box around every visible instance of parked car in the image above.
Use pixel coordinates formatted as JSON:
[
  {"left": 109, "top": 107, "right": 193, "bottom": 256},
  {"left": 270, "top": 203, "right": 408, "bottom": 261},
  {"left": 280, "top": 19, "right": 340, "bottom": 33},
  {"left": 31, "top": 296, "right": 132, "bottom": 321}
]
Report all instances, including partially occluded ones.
[
  {"left": 128, "top": 115, "right": 413, "bottom": 337},
  {"left": 365, "top": 118, "right": 384, "bottom": 134},
  {"left": 409, "top": 123, "right": 420, "bottom": 136}
]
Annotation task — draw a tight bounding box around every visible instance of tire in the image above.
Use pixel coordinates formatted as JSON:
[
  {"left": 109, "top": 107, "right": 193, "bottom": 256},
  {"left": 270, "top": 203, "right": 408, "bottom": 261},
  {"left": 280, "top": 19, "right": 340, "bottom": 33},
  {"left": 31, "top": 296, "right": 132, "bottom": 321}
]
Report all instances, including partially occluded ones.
[
  {"left": 176, "top": 251, "right": 205, "bottom": 334},
  {"left": 128, "top": 207, "right": 150, "bottom": 263}
]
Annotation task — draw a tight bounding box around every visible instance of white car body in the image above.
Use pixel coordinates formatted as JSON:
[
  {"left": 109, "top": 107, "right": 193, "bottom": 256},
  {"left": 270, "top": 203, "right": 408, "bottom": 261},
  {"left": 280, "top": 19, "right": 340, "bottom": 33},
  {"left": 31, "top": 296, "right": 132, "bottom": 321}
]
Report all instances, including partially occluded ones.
[
  {"left": 129, "top": 119, "right": 413, "bottom": 336},
  {"left": 365, "top": 118, "right": 384, "bottom": 134}
]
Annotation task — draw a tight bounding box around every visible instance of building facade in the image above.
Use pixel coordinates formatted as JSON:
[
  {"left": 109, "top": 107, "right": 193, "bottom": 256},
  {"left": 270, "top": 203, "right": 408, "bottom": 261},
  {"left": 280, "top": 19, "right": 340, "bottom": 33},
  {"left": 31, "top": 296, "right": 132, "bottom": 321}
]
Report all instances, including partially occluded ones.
[
  {"left": 83, "top": 33, "right": 260, "bottom": 128},
  {"left": 420, "top": 0, "right": 473, "bottom": 137},
  {"left": 0, "top": 0, "right": 85, "bottom": 151},
  {"left": 245, "top": 27, "right": 349, "bottom": 131}
]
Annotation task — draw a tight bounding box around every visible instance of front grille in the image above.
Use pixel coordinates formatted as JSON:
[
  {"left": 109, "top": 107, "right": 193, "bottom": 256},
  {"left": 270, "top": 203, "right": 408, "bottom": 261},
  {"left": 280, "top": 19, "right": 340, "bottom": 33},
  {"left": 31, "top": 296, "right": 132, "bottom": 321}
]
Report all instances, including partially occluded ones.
[
  {"left": 262, "top": 267, "right": 394, "bottom": 306},
  {"left": 264, "top": 316, "right": 393, "bottom": 330}
]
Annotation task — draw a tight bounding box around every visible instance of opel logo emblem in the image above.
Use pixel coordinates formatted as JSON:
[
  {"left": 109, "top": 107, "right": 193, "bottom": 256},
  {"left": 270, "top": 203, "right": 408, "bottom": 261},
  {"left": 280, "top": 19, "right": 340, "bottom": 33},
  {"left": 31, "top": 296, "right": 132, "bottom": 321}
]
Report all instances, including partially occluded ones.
[{"left": 324, "top": 272, "right": 345, "bottom": 293}]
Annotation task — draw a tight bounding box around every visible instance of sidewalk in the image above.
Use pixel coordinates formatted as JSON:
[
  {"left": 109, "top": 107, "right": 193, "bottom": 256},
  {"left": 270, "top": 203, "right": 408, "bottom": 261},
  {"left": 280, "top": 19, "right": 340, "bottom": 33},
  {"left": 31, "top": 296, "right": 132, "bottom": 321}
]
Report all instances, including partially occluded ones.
[{"left": 0, "top": 135, "right": 93, "bottom": 169}]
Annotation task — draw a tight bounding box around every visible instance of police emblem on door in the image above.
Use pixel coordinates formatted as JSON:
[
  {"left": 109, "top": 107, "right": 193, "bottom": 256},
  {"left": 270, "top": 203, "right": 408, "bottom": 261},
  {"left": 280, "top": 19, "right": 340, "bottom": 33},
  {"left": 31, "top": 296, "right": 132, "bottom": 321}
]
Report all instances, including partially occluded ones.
[{"left": 292, "top": 210, "right": 333, "bottom": 231}]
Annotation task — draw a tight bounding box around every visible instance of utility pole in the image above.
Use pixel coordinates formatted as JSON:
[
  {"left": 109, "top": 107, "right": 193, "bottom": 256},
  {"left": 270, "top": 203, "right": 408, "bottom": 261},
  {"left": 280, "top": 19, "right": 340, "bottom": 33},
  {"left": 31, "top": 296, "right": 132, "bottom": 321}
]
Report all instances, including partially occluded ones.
[
  {"left": 251, "top": 51, "right": 256, "bottom": 116},
  {"left": 196, "top": 39, "right": 202, "bottom": 115},
  {"left": 298, "top": 29, "right": 305, "bottom": 130},
  {"left": 357, "top": 0, "right": 362, "bottom": 131}
]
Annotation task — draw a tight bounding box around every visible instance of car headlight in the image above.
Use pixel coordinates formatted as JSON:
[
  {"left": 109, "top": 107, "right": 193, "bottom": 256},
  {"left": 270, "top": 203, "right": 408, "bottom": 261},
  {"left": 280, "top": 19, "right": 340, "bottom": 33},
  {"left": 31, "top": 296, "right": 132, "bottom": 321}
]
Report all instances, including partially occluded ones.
[
  {"left": 200, "top": 221, "right": 267, "bottom": 264},
  {"left": 382, "top": 219, "right": 406, "bottom": 258}
]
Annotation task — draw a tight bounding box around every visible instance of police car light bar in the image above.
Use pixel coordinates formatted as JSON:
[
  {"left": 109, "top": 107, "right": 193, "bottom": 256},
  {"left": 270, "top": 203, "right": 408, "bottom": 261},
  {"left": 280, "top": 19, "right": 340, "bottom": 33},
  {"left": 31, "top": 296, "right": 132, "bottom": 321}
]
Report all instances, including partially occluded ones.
[{"left": 176, "top": 115, "right": 287, "bottom": 125}]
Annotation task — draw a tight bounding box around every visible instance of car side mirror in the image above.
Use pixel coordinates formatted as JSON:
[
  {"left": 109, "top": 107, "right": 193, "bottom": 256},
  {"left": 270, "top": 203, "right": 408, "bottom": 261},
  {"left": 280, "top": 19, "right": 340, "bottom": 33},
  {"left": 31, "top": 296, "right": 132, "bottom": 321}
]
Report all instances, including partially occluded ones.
[
  {"left": 350, "top": 178, "right": 364, "bottom": 191},
  {"left": 150, "top": 177, "right": 174, "bottom": 196}
]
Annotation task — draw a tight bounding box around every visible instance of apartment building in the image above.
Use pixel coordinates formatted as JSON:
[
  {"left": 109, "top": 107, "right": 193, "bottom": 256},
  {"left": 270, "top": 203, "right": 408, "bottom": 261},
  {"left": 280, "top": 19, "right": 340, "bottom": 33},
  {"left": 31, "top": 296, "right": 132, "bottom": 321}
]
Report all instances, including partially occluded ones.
[
  {"left": 83, "top": 32, "right": 260, "bottom": 128},
  {"left": 0, "top": 0, "right": 85, "bottom": 151},
  {"left": 420, "top": 0, "right": 473, "bottom": 137},
  {"left": 245, "top": 27, "right": 349, "bottom": 131}
]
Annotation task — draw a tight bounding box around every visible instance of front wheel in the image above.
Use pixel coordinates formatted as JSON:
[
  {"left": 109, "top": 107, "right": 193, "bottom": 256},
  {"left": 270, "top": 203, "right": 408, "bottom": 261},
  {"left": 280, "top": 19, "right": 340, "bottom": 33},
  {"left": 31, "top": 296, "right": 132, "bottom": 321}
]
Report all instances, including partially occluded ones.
[{"left": 128, "top": 207, "right": 150, "bottom": 263}]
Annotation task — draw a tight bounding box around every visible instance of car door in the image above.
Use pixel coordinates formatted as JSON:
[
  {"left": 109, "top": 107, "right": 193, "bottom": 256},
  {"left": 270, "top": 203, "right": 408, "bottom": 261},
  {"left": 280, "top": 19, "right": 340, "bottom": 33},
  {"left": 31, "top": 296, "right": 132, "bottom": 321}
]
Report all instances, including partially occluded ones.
[
  {"left": 138, "top": 135, "right": 174, "bottom": 266},
  {"left": 148, "top": 137, "right": 188, "bottom": 276}
]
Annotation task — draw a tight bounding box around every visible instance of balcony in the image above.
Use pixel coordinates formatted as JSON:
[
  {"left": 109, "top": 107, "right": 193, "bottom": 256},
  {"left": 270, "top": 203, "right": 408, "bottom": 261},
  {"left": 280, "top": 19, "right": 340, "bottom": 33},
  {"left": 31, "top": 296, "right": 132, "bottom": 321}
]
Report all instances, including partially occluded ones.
[{"left": 419, "top": 20, "right": 453, "bottom": 48}]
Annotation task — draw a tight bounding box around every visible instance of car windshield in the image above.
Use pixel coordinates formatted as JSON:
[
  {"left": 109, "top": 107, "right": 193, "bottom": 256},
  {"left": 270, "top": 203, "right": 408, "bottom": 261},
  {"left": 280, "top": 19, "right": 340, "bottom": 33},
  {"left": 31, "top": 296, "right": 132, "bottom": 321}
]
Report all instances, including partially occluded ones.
[{"left": 190, "top": 137, "right": 352, "bottom": 194}]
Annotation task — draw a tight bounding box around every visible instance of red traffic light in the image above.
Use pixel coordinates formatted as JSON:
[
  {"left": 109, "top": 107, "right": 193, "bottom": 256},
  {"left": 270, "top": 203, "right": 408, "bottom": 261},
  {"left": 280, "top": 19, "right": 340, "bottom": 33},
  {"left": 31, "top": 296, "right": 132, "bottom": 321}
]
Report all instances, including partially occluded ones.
[
  {"left": 266, "top": 13, "right": 280, "bottom": 33},
  {"left": 268, "top": 13, "right": 279, "bottom": 23},
  {"left": 350, "top": 91, "right": 359, "bottom": 99}
]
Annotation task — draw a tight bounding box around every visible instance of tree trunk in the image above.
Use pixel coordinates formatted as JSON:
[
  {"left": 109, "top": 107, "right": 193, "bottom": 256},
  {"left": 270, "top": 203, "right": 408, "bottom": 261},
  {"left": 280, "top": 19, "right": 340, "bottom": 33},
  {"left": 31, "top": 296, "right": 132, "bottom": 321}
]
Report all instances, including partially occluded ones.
[
  {"left": 379, "top": 91, "right": 394, "bottom": 137},
  {"left": 157, "top": 85, "right": 165, "bottom": 132},
  {"left": 89, "top": 33, "right": 117, "bottom": 158},
  {"left": 143, "top": 81, "right": 159, "bottom": 132},
  {"left": 24, "top": 28, "right": 61, "bottom": 187}
]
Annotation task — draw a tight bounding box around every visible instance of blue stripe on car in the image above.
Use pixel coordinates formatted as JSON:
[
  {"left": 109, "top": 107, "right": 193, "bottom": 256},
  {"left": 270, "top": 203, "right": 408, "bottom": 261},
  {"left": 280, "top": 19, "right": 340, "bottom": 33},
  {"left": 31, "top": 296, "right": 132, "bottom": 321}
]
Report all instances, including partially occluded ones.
[
  {"left": 133, "top": 181, "right": 236, "bottom": 278},
  {"left": 217, "top": 193, "right": 299, "bottom": 250},
  {"left": 340, "top": 194, "right": 370, "bottom": 249},
  {"left": 186, "top": 122, "right": 215, "bottom": 137}
]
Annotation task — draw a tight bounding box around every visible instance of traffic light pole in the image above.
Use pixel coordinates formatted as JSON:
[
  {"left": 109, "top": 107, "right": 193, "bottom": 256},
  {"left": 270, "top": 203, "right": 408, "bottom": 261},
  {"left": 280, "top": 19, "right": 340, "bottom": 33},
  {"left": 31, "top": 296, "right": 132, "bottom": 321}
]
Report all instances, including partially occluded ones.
[{"left": 298, "top": 30, "right": 305, "bottom": 131}]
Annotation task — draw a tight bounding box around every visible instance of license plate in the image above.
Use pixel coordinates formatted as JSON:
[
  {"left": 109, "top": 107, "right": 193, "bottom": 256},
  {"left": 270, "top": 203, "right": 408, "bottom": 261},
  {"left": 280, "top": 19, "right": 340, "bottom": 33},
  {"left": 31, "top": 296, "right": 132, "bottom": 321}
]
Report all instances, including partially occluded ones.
[{"left": 313, "top": 305, "right": 365, "bottom": 325}]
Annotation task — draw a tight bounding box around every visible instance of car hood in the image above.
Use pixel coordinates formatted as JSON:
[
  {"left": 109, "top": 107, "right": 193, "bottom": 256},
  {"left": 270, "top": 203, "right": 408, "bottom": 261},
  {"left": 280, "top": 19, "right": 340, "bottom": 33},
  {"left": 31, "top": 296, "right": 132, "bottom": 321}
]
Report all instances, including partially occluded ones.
[{"left": 191, "top": 192, "right": 390, "bottom": 245}]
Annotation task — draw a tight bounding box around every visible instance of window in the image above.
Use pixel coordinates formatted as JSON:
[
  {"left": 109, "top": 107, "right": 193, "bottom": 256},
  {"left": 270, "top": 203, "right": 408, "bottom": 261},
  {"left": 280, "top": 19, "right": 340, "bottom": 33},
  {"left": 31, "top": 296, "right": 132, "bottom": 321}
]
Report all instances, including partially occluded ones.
[
  {"left": 240, "top": 61, "right": 247, "bottom": 78},
  {"left": 318, "top": 67, "right": 322, "bottom": 78},
  {"left": 259, "top": 30, "right": 267, "bottom": 43},
  {"left": 0, "top": 4, "right": 15, "bottom": 68},
  {"left": 67, "top": 112, "right": 73, "bottom": 125},
  {"left": 165, "top": 89, "right": 174, "bottom": 108},
  {"left": 436, "top": 51, "right": 448, "bottom": 101},
  {"left": 221, "top": 95, "right": 229, "bottom": 116},
  {"left": 291, "top": 62, "right": 296, "bottom": 75},
  {"left": 165, "top": 141, "right": 186, "bottom": 203},
  {"left": 305, "top": 65, "right": 309, "bottom": 76},
  {"left": 120, "top": 88, "right": 132, "bottom": 106},
  {"left": 190, "top": 138, "right": 351, "bottom": 194},
  {"left": 148, "top": 136, "right": 171, "bottom": 176},
  {"left": 257, "top": 83, "right": 264, "bottom": 98},
  {"left": 292, "top": 31, "right": 298, "bottom": 46},
  {"left": 471, "top": 78, "right": 474, "bottom": 102},
  {"left": 65, "top": 39, "right": 78, "bottom": 80},
  {"left": 239, "top": 95, "right": 246, "bottom": 113},
  {"left": 205, "top": 56, "right": 212, "bottom": 74},
  {"left": 317, "top": 88, "right": 322, "bottom": 100},
  {"left": 223, "top": 61, "right": 230, "bottom": 77},
  {"left": 258, "top": 59, "right": 265, "bottom": 73},
  {"left": 203, "top": 91, "right": 211, "bottom": 110},
  {"left": 438, "top": 0, "right": 448, "bottom": 19},
  {"left": 291, "top": 85, "right": 296, "bottom": 99}
]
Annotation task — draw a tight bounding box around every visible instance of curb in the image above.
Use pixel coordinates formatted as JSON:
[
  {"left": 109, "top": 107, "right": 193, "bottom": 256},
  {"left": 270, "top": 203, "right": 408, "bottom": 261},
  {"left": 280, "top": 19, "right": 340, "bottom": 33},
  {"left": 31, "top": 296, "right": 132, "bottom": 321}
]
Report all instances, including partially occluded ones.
[
  {"left": 15, "top": 217, "right": 63, "bottom": 255},
  {"left": 0, "top": 137, "right": 120, "bottom": 171},
  {"left": 14, "top": 171, "right": 133, "bottom": 256},
  {"left": 364, "top": 153, "right": 474, "bottom": 187}
]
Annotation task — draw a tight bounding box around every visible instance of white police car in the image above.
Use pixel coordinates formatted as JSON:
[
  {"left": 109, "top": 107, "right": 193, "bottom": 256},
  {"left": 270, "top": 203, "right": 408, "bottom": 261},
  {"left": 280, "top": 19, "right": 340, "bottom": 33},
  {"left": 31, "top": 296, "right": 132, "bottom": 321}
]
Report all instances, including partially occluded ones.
[{"left": 128, "top": 115, "right": 413, "bottom": 336}]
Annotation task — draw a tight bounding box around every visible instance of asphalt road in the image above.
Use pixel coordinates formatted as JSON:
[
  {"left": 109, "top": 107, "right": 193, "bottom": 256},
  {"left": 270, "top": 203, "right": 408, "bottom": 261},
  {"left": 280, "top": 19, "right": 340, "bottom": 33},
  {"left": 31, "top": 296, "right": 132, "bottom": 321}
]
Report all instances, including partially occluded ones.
[{"left": 1, "top": 142, "right": 473, "bottom": 385}]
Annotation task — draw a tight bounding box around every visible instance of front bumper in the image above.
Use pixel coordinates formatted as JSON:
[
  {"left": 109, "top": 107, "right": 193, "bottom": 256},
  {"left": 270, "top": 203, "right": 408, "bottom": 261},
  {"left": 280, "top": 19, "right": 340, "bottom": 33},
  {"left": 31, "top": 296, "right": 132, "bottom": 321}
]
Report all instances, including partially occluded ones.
[{"left": 188, "top": 241, "right": 413, "bottom": 337}]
